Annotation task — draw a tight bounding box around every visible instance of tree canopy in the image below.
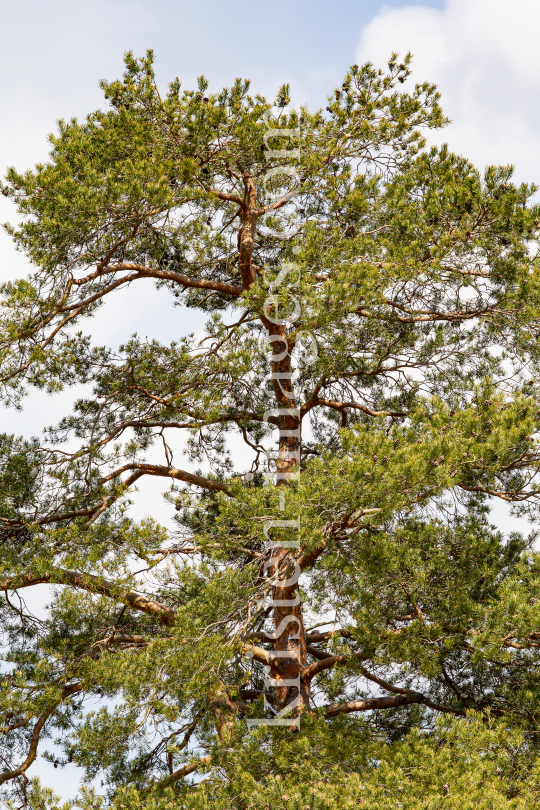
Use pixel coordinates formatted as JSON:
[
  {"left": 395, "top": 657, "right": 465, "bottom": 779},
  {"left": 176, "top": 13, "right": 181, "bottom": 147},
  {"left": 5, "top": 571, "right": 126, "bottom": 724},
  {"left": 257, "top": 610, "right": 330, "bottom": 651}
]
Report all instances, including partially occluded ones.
[{"left": 2, "top": 50, "right": 540, "bottom": 808}]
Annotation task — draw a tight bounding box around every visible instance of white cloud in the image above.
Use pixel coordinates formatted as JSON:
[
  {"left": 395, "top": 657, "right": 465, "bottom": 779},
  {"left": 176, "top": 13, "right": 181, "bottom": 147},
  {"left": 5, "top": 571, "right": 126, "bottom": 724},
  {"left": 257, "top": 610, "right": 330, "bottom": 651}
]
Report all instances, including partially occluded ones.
[
  {"left": 358, "top": 0, "right": 537, "bottom": 542},
  {"left": 356, "top": 0, "right": 540, "bottom": 186}
]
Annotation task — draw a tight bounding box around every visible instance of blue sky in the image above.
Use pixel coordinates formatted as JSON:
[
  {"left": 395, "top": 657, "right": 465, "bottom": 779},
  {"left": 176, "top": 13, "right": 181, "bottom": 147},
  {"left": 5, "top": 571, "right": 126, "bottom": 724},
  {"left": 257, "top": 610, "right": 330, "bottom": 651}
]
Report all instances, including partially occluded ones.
[{"left": 1, "top": 2, "right": 445, "bottom": 135}]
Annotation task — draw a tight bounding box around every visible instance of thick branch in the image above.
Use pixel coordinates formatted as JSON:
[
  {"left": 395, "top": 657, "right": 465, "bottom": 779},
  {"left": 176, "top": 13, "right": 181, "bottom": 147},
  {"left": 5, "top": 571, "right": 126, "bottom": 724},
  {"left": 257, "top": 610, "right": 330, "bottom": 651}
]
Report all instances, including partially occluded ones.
[
  {"left": 310, "top": 398, "right": 406, "bottom": 419},
  {"left": 153, "top": 755, "right": 211, "bottom": 789},
  {"left": 297, "top": 541, "right": 327, "bottom": 571},
  {"left": 0, "top": 570, "right": 176, "bottom": 627},
  {"left": 241, "top": 642, "right": 297, "bottom": 667},
  {"left": 305, "top": 645, "right": 333, "bottom": 661},
  {"left": 104, "top": 263, "right": 243, "bottom": 297},
  {"left": 303, "top": 649, "right": 369, "bottom": 681},
  {"left": 0, "top": 682, "right": 82, "bottom": 786},
  {"left": 97, "top": 462, "right": 233, "bottom": 495},
  {"left": 324, "top": 693, "right": 425, "bottom": 718}
]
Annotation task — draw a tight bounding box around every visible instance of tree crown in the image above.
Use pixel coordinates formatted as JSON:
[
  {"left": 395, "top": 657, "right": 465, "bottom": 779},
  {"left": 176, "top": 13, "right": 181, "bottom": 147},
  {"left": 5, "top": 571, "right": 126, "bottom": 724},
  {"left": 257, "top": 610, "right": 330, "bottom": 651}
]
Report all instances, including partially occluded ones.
[{"left": 1, "top": 51, "right": 540, "bottom": 808}]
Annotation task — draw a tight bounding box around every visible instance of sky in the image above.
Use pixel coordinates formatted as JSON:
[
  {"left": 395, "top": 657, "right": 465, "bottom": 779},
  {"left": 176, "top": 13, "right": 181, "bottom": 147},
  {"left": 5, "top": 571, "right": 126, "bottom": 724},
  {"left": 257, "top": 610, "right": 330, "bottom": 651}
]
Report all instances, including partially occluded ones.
[{"left": 1, "top": 0, "right": 539, "bottom": 800}]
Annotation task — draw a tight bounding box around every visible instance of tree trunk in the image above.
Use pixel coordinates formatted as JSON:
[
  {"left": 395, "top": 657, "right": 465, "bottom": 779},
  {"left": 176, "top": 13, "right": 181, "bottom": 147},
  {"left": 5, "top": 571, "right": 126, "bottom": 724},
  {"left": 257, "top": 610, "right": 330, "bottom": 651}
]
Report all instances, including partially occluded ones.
[
  {"left": 240, "top": 174, "right": 308, "bottom": 717},
  {"left": 269, "top": 331, "right": 308, "bottom": 716},
  {"left": 238, "top": 173, "right": 257, "bottom": 288},
  {"left": 271, "top": 547, "right": 310, "bottom": 714}
]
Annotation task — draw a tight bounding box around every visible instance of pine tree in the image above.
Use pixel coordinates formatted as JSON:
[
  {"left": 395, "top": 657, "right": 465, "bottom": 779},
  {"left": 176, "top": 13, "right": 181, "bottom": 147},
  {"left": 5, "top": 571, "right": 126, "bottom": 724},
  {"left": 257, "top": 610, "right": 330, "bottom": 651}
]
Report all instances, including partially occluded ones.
[{"left": 2, "top": 50, "right": 540, "bottom": 808}]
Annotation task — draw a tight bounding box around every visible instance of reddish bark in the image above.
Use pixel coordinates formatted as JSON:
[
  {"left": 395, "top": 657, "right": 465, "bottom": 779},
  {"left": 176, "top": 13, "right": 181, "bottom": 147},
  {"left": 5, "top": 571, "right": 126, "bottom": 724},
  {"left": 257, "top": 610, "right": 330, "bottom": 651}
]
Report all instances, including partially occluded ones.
[{"left": 239, "top": 173, "right": 308, "bottom": 717}]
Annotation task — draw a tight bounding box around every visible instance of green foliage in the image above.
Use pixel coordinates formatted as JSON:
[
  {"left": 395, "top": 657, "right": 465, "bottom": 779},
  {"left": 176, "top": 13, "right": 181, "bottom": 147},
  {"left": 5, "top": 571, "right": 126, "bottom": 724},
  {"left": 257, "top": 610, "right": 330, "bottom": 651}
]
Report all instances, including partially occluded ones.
[{"left": 1, "top": 50, "right": 540, "bottom": 808}]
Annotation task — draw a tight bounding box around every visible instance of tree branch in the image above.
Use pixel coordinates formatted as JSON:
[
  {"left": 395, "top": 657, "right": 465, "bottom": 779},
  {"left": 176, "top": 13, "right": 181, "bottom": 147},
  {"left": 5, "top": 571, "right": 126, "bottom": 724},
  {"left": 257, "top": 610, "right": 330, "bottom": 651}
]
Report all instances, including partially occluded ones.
[
  {"left": 0, "top": 570, "right": 176, "bottom": 627},
  {"left": 104, "top": 263, "right": 243, "bottom": 297},
  {"left": 324, "top": 693, "right": 425, "bottom": 718},
  {"left": 311, "top": 398, "right": 406, "bottom": 419},
  {"left": 0, "top": 682, "right": 82, "bottom": 786},
  {"left": 97, "top": 462, "right": 233, "bottom": 495},
  {"left": 152, "top": 755, "right": 212, "bottom": 789},
  {"left": 303, "top": 649, "right": 369, "bottom": 681},
  {"left": 297, "top": 541, "right": 327, "bottom": 571}
]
